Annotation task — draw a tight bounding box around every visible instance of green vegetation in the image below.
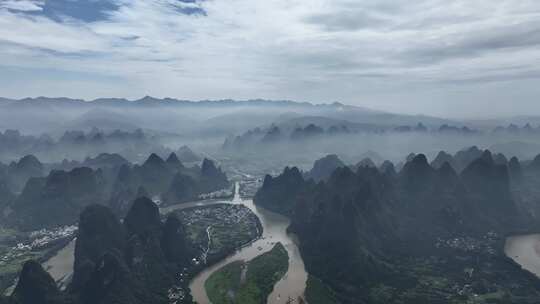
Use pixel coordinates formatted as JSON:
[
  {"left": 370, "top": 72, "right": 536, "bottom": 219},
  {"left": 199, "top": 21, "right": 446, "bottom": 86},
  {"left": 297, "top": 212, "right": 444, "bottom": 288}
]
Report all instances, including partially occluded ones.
[
  {"left": 305, "top": 275, "right": 340, "bottom": 304},
  {"left": 205, "top": 261, "right": 243, "bottom": 304},
  {"left": 173, "top": 204, "right": 261, "bottom": 262},
  {"left": 205, "top": 243, "right": 289, "bottom": 304},
  {"left": 0, "top": 250, "right": 45, "bottom": 294}
]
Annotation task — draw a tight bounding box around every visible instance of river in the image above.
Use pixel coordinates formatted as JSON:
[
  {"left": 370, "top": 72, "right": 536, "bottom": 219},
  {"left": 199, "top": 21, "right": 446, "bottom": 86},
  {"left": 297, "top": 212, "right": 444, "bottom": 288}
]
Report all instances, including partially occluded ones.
[
  {"left": 504, "top": 234, "right": 540, "bottom": 277},
  {"left": 45, "top": 182, "right": 308, "bottom": 303},
  {"left": 42, "top": 239, "right": 76, "bottom": 290},
  {"left": 164, "top": 182, "right": 308, "bottom": 304}
]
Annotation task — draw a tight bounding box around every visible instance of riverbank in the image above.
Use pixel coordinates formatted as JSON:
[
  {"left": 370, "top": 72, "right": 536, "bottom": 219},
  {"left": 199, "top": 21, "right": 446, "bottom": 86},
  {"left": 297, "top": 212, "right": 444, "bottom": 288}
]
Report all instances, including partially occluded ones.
[
  {"left": 0, "top": 225, "right": 77, "bottom": 295},
  {"left": 205, "top": 243, "right": 289, "bottom": 303},
  {"left": 186, "top": 182, "right": 308, "bottom": 304},
  {"left": 505, "top": 234, "right": 540, "bottom": 277},
  {"left": 171, "top": 203, "right": 262, "bottom": 268}
]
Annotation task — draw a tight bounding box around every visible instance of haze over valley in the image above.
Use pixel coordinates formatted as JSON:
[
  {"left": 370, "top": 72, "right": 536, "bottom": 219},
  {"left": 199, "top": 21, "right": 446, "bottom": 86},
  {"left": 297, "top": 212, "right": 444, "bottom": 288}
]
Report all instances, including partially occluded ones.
[
  {"left": 4, "top": 1, "right": 540, "bottom": 303},
  {"left": 0, "top": 96, "right": 540, "bottom": 303}
]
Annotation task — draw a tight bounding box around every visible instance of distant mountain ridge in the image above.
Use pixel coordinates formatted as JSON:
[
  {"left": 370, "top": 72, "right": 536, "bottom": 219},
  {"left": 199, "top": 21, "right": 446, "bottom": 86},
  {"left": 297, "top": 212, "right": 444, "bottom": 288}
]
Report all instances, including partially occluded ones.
[
  {"left": 0, "top": 96, "right": 455, "bottom": 126},
  {"left": 1, "top": 96, "right": 463, "bottom": 136},
  {"left": 0, "top": 96, "right": 346, "bottom": 108}
]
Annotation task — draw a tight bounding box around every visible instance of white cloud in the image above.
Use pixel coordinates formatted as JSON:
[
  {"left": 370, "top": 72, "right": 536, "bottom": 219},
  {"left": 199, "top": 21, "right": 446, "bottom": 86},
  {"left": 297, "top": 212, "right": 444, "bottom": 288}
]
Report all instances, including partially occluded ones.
[
  {"left": 1, "top": 0, "right": 540, "bottom": 117},
  {"left": 0, "top": 0, "right": 43, "bottom": 11}
]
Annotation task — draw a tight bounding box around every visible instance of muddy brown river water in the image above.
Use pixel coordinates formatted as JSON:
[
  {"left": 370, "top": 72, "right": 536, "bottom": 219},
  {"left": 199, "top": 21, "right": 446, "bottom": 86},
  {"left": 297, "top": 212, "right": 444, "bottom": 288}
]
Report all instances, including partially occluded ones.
[
  {"left": 505, "top": 234, "right": 540, "bottom": 277},
  {"left": 44, "top": 182, "right": 308, "bottom": 303},
  {"left": 163, "top": 182, "right": 308, "bottom": 303}
]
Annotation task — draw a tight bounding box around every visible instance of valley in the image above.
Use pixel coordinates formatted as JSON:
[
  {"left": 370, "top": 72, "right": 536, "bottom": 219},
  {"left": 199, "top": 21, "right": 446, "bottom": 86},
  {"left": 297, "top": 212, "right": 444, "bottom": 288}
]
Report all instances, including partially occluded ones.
[
  {"left": 1, "top": 99, "right": 540, "bottom": 304},
  {"left": 5, "top": 2, "right": 540, "bottom": 302}
]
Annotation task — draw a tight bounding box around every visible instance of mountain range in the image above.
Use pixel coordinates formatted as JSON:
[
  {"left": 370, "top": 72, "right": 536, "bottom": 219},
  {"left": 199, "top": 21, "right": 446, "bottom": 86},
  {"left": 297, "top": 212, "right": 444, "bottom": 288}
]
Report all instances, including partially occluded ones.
[{"left": 254, "top": 149, "right": 540, "bottom": 303}]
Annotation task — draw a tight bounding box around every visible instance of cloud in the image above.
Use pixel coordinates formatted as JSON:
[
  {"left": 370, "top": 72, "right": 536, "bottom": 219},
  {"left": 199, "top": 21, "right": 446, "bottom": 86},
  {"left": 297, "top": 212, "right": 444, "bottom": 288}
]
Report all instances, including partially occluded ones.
[
  {"left": 0, "top": 0, "right": 43, "bottom": 11},
  {"left": 2, "top": 0, "right": 540, "bottom": 117}
]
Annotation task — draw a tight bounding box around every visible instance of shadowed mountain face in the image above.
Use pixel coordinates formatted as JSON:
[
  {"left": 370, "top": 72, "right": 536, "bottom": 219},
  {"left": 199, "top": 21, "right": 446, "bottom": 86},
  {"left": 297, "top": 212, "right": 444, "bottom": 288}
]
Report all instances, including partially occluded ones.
[
  {"left": 304, "top": 154, "right": 345, "bottom": 182},
  {"left": 176, "top": 146, "right": 200, "bottom": 163},
  {"left": 111, "top": 154, "right": 229, "bottom": 210},
  {"left": 431, "top": 150, "right": 455, "bottom": 170},
  {"left": 11, "top": 261, "right": 67, "bottom": 304},
  {"left": 70, "top": 204, "right": 144, "bottom": 304},
  {"left": 255, "top": 151, "right": 540, "bottom": 303},
  {"left": 0, "top": 181, "right": 15, "bottom": 212},
  {"left": 254, "top": 166, "right": 315, "bottom": 216},
  {"left": 71, "top": 204, "right": 126, "bottom": 292},
  {"left": 4, "top": 155, "right": 45, "bottom": 193},
  {"left": 8, "top": 167, "right": 107, "bottom": 230},
  {"left": 0, "top": 127, "right": 167, "bottom": 164},
  {"left": 124, "top": 197, "right": 161, "bottom": 237},
  {"left": 0, "top": 153, "right": 229, "bottom": 231},
  {"left": 200, "top": 158, "right": 229, "bottom": 193},
  {"left": 67, "top": 198, "right": 191, "bottom": 304}
]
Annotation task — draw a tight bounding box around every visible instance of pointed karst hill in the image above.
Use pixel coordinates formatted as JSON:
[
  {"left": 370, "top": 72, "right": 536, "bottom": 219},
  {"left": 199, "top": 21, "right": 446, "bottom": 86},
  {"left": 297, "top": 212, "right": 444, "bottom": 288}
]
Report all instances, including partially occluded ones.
[
  {"left": 0, "top": 180, "right": 14, "bottom": 210},
  {"left": 379, "top": 160, "right": 396, "bottom": 177},
  {"left": 254, "top": 166, "right": 314, "bottom": 216},
  {"left": 529, "top": 153, "right": 540, "bottom": 171},
  {"left": 399, "top": 154, "right": 436, "bottom": 192},
  {"left": 201, "top": 158, "right": 221, "bottom": 178},
  {"left": 122, "top": 197, "right": 175, "bottom": 302},
  {"left": 261, "top": 125, "right": 282, "bottom": 143},
  {"left": 124, "top": 197, "right": 161, "bottom": 237},
  {"left": 431, "top": 150, "right": 456, "bottom": 170},
  {"left": 6, "top": 154, "right": 44, "bottom": 192},
  {"left": 78, "top": 252, "right": 142, "bottom": 304},
  {"left": 10, "top": 167, "right": 106, "bottom": 230},
  {"left": 71, "top": 199, "right": 189, "bottom": 304},
  {"left": 12, "top": 154, "right": 43, "bottom": 171},
  {"left": 355, "top": 157, "right": 376, "bottom": 169},
  {"left": 392, "top": 156, "right": 478, "bottom": 241},
  {"left": 142, "top": 153, "right": 167, "bottom": 170},
  {"left": 460, "top": 150, "right": 520, "bottom": 229},
  {"left": 288, "top": 165, "right": 397, "bottom": 288},
  {"left": 493, "top": 153, "right": 508, "bottom": 165},
  {"left": 107, "top": 165, "right": 143, "bottom": 217},
  {"left": 137, "top": 153, "right": 174, "bottom": 194},
  {"left": 165, "top": 152, "right": 184, "bottom": 169},
  {"left": 11, "top": 260, "right": 65, "bottom": 304},
  {"left": 305, "top": 154, "right": 345, "bottom": 182},
  {"left": 46, "top": 167, "right": 103, "bottom": 197},
  {"left": 72, "top": 204, "right": 126, "bottom": 291},
  {"left": 405, "top": 152, "right": 417, "bottom": 162},
  {"left": 460, "top": 150, "right": 503, "bottom": 189},
  {"left": 454, "top": 146, "right": 484, "bottom": 171},
  {"left": 161, "top": 215, "right": 190, "bottom": 264},
  {"left": 177, "top": 145, "right": 201, "bottom": 162},
  {"left": 5, "top": 194, "right": 193, "bottom": 304},
  {"left": 436, "top": 161, "right": 459, "bottom": 184},
  {"left": 112, "top": 154, "right": 229, "bottom": 208},
  {"left": 258, "top": 151, "right": 540, "bottom": 303},
  {"left": 83, "top": 153, "right": 128, "bottom": 169},
  {"left": 508, "top": 156, "right": 523, "bottom": 181},
  {"left": 163, "top": 173, "right": 199, "bottom": 204},
  {"left": 200, "top": 158, "right": 229, "bottom": 192}
]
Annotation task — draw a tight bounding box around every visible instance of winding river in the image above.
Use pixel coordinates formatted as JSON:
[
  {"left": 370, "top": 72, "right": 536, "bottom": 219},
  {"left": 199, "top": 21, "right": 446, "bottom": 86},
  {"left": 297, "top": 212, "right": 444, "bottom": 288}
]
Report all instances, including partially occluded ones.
[
  {"left": 163, "top": 182, "right": 308, "bottom": 303},
  {"left": 42, "top": 182, "right": 307, "bottom": 303},
  {"left": 42, "top": 181, "right": 540, "bottom": 303},
  {"left": 42, "top": 239, "right": 76, "bottom": 290}
]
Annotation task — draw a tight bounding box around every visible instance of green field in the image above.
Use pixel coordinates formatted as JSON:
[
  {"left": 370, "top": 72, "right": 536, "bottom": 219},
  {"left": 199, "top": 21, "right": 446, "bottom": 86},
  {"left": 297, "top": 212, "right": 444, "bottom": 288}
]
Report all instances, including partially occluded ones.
[
  {"left": 205, "top": 261, "right": 243, "bottom": 304},
  {"left": 205, "top": 243, "right": 289, "bottom": 304}
]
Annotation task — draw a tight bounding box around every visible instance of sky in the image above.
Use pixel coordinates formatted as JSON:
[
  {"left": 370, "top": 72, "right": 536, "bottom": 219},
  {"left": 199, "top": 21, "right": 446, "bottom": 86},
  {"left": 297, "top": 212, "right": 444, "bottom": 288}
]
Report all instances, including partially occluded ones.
[{"left": 1, "top": 0, "right": 540, "bottom": 118}]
